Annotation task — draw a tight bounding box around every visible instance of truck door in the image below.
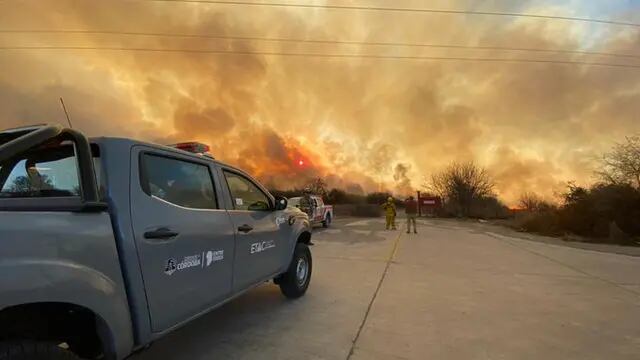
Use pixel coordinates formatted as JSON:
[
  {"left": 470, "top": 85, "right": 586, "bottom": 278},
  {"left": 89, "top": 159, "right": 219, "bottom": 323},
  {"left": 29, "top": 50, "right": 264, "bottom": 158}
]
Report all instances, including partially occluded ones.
[
  {"left": 130, "top": 147, "right": 235, "bottom": 332},
  {"left": 312, "top": 197, "right": 322, "bottom": 222},
  {"left": 220, "top": 169, "right": 286, "bottom": 291},
  {"left": 315, "top": 197, "right": 325, "bottom": 220}
]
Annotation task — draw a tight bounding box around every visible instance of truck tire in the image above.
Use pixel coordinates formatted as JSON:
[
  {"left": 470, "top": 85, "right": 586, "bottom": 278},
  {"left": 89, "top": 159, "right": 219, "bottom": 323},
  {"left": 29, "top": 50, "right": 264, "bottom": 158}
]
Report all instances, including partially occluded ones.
[
  {"left": 322, "top": 213, "right": 331, "bottom": 228},
  {"left": 278, "top": 243, "right": 312, "bottom": 299},
  {"left": 0, "top": 341, "right": 80, "bottom": 360}
]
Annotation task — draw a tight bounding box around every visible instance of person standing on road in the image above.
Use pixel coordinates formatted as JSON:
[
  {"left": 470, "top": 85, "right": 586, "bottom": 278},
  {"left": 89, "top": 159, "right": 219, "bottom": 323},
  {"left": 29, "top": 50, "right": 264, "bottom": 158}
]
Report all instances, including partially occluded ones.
[
  {"left": 381, "top": 197, "right": 397, "bottom": 230},
  {"left": 405, "top": 196, "right": 418, "bottom": 234}
]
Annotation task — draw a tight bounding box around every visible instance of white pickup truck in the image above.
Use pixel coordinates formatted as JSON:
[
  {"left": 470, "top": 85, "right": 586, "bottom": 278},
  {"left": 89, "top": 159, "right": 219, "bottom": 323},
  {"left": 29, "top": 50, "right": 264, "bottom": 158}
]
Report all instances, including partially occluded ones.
[{"left": 289, "top": 195, "right": 334, "bottom": 228}]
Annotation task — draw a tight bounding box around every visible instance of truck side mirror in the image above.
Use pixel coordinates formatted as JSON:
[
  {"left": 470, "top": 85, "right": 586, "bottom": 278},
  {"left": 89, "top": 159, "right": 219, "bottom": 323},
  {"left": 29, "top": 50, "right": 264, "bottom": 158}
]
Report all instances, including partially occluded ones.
[{"left": 274, "top": 196, "right": 288, "bottom": 211}]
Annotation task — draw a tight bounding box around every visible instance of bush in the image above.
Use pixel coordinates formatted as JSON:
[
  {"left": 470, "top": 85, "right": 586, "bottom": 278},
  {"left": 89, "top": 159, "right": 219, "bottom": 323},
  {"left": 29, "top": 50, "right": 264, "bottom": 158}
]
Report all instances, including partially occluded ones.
[
  {"left": 469, "top": 196, "right": 511, "bottom": 219},
  {"left": 326, "top": 188, "right": 366, "bottom": 204},
  {"left": 353, "top": 204, "right": 383, "bottom": 217},
  {"left": 557, "top": 183, "right": 640, "bottom": 238},
  {"left": 589, "top": 184, "right": 640, "bottom": 236},
  {"left": 332, "top": 204, "right": 382, "bottom": 217},
  {"left": 366, "top": 192, "right": 393, "bottom": 205},
  {"left": 518, "top": 192, "right": 556, "bottom": 212},
  {"left": 516, "top": 210, "right": 563, "bottom": 236},
  {"left": 515, "top": 183, "right": 640, "bottom": 245}
]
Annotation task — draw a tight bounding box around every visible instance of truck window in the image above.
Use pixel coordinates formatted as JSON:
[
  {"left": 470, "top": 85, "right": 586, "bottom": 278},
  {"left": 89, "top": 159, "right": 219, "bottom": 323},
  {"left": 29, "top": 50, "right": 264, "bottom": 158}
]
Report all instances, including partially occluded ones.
[
  {"left": 0, "top": 144, "right": 80, "bottom": 198},
  {"left": 223, "top": 171, "right": 271, "bottom": 211},
  {"left": 288, "top": 197, "right": 300, "bottom": 208},
  {"left": 140, "top": 154, "right": 217, "bottom": 209}
]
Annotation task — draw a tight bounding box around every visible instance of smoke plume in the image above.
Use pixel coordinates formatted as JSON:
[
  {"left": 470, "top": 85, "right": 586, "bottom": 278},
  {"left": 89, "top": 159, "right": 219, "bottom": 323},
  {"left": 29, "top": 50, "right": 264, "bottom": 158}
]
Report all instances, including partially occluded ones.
[{"left": 0, "top": 0, "right": 638, "bottom": 205}]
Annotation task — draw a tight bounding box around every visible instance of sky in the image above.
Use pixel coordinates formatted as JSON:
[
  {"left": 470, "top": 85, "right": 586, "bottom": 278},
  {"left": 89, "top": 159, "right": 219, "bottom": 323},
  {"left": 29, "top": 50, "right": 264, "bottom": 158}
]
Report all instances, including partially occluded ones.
[{"left": 0, "top": 0, "right": 639, "bottom": 205}]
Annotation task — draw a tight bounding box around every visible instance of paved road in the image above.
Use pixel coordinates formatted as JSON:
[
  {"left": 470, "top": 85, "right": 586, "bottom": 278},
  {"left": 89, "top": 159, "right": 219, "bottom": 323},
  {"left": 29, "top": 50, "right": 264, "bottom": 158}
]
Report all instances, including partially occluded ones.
[{"left": 134, "top": 217, "right": 640, "bottom": 360}]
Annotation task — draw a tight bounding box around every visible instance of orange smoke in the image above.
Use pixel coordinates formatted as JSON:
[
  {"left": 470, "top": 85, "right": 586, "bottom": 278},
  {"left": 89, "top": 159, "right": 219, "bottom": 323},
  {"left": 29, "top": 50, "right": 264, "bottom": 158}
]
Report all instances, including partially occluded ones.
[{"left": 0, "top": 0, "right": 638, "bottom": 204}]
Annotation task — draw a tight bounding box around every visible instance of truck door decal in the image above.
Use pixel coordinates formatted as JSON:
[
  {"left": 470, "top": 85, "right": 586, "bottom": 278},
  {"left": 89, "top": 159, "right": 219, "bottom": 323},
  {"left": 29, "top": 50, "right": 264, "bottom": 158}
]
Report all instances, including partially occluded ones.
[
  {"left": 164, "top": 258, "right": 177, "bottom": 275},
  {"left": 164, "top": 249, "right": 224, "bottom": 275},
  {"left": 206, "top": 250, "right": 224, "bottom": 266},
  {"left": 250, "top": 240, "right": 276, "bottom": 254}
]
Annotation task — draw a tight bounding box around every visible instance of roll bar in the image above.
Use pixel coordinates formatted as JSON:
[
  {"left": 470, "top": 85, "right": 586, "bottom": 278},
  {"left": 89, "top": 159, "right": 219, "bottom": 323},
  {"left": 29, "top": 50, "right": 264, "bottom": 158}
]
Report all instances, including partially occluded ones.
[{"left": 0, "top": 124, "right": 103, "bottom": 208}]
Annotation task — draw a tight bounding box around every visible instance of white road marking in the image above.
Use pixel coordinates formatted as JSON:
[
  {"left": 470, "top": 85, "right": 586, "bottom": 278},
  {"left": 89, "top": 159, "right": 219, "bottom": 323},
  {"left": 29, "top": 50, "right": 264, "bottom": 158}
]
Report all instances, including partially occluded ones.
[
  {"left": 346, "top": 220, "right": 372, "bottom": 227},
  {"left": 416, "top": 219, "right": 435, "bottom": 225},
  {"left": 317, "top": 229, "right": 342, "bottom": 235}
]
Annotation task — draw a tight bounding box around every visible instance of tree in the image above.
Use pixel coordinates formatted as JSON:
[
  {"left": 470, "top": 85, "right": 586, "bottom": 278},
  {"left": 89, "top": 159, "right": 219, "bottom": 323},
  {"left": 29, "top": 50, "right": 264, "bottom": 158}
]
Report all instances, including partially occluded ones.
[
  {"left": 519, "top": 192, "right": 540, "bottom": 211},
  {"left": 596, "top": 135, "right": 640, "bottom": 189},
  {"left": 8, "top": 175, "right": 53, "bottom": 193},
  {"left": 518, "top": 192, "right": 555, "bottom": 212},
  {"left": 427, "top": 161, "right": 494, "bottom": 217},
  {"left": 470, "top": 195, "right": 510, "bottom": 219},
  {"left": 562, "top": 182, "right": 589, "bottom": 205},
  {"left": 305, "top": 177, "right": 328, "bottom": 197},
  {"left": 8, "top": 176, "right": 33, "bottom": 193},
  {"left": 326, "top": 188, "right": 347, "bottom": 204}
]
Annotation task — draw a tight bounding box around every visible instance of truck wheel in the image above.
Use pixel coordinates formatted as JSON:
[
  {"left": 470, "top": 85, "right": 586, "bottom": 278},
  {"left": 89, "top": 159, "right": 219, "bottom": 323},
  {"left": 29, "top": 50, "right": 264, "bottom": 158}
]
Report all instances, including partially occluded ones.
[
  {"left": 278, "top": 243, "right": 312, "bottom": 299},
  {"left": 322, "top": 214, "right": 331, "bottom": 228},
  {"left": 0, "top": 341, "right": 80, "bottom": 360}
]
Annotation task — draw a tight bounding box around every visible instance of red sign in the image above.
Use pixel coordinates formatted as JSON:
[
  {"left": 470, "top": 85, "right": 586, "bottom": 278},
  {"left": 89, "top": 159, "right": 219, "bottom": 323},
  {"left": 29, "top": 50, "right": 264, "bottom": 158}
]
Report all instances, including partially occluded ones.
[{"left": 419, "top": 196, "right": 441, "bottom": 207}]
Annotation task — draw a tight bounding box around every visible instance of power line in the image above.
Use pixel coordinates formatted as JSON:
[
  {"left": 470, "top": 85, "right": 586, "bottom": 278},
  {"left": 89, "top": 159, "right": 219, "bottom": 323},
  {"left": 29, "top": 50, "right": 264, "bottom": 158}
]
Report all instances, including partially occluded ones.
[
  {"left": 146, "top": 0, "right": 640, "bottom": 28},
  {"left": 2, "top": 29, "right": 638, "bottom": 60},
  {"left": 1, "top": 45, "right": 639, "bottom": 69}
]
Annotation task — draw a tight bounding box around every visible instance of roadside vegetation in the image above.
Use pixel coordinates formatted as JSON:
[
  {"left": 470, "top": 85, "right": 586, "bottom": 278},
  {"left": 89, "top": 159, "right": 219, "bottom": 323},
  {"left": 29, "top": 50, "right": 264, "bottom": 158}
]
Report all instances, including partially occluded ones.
[
  {"left": 271, "top": 135, "right": 639, "bottom": 245},
  {"left": 513, "top": 136, "right": 640, "bottom": 245},
  {"left": 515, "top": 183, "right": 640, "bottom": 245},
  {"left": 424, "top": 161, "right": 510, "bottom": 219},
  {"left": 270, "top": 182, "right": 393, "bottom": 217}
]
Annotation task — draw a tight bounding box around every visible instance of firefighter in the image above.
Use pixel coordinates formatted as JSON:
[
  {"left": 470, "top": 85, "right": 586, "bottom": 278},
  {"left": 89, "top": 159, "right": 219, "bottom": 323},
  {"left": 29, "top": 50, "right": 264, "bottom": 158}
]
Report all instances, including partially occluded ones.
[
  {"left": 299, "top": 188, "right": 314, "bottom": 219},
  {"left": 381, "top": 196, "right": 397, "bottom": 230},
  {"left": 405, "top": 195, "right": 418, "bottom": 234}
]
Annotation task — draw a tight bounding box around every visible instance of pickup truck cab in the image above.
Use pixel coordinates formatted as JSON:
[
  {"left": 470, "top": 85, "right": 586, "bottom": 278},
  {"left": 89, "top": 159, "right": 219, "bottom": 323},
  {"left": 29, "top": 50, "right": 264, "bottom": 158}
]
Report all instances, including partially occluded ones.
[
  {"left": 0, "top": 125, "right": 313, "bottom": 360},
  {"left": 289, "top": 195, "right": 334, "bottom": 228}
]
